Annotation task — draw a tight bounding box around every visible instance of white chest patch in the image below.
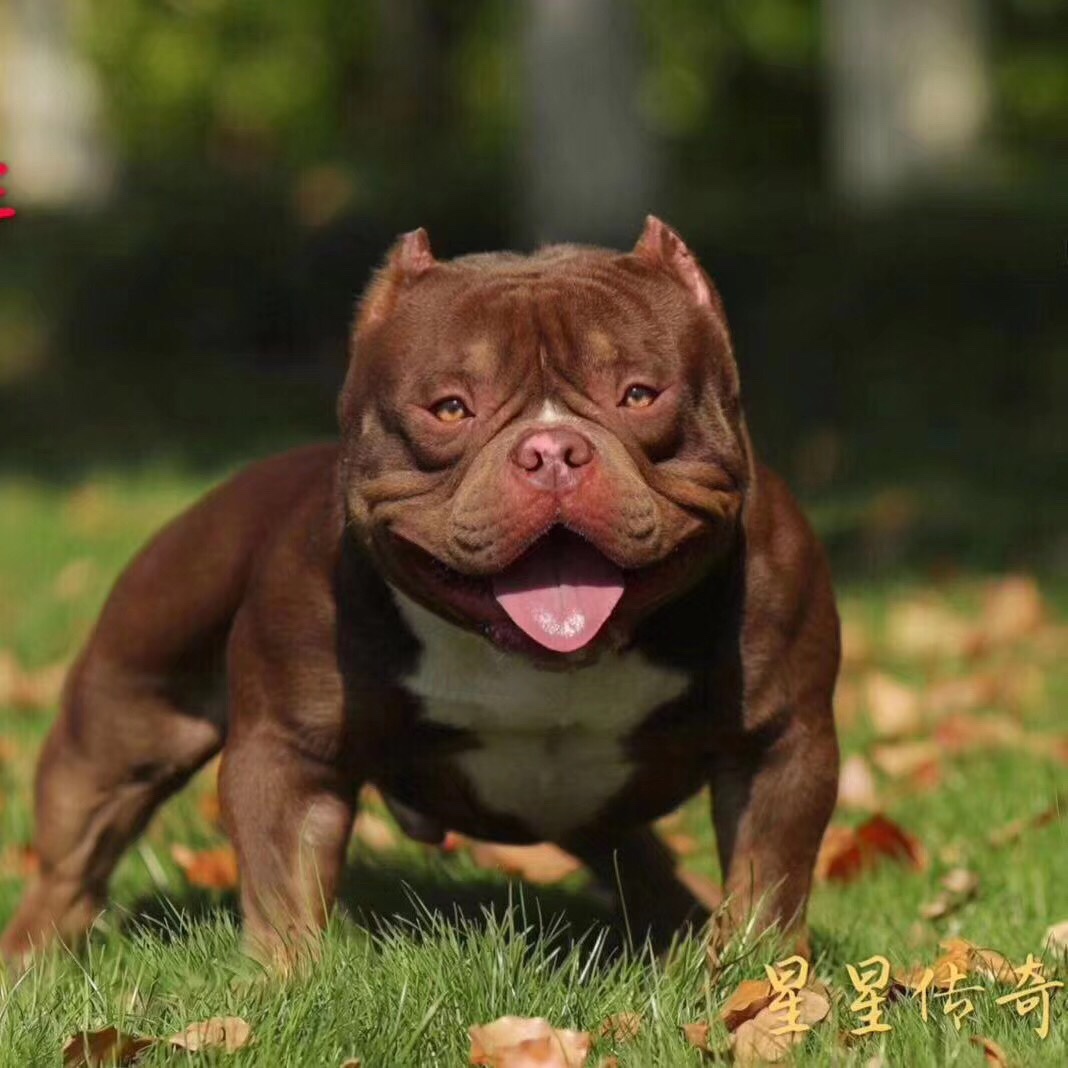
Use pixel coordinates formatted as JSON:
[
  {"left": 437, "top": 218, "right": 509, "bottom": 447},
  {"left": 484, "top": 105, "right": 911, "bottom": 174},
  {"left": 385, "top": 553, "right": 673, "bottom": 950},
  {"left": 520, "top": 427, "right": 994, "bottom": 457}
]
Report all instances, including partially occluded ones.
[{"left": 393, "top": 590, "right": 691, "bottom": 838}]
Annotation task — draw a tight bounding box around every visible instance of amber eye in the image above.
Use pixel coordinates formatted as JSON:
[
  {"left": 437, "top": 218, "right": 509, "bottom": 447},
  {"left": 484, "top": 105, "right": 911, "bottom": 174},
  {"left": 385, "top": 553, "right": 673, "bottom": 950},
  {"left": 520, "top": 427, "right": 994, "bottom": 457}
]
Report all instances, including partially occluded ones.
[
  {"left": 430, "top": 396, "right": 473, "bottom": 423},
  {"left": 621, "top": 384, "right": 660, "bottom": 409}
]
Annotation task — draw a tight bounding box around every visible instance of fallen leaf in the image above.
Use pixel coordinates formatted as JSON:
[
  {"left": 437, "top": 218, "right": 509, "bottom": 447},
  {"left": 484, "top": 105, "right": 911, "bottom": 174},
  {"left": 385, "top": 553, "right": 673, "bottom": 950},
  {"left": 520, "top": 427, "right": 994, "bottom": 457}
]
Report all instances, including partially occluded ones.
[
  {"left": 170, "top": 844, "right": 239, "bottom": 890},
  {"left": 681, "top": 1021, "right": 711, "bottom": 1052},
  {"left": 1045, "top": 920, "right": 1068, "bottom": 956},
  {"left": 979, "top": 575, "right": 1045, "bottom": 646},
  {"left": 870, "top": 740, "right": 941, "bottom": 782},
  {"left": 353, "top": 811, "right": 398, "bottom": 852},
  {"left": 167, "top": 1016, "right": 252, "bottom": 1053},
  {"left": 0, "top": 649, "right": 67, "bottom": 712},
  {"left": 934, "top": 712, "right": 1025, "bottom": 753},
  {"left": 197, "top": 792, "right": 222, "bottom": 826},
  {"left": 885, "top": 597, "right": 976, "bottom": 661},
  {"left": 864, "top": 672, "right": 923, "bottom": 738},
  {"left": 597, "top": 1013, "right": 640, "bottom": 1043},
  {"left": 661, "top": 831, "right": 699, "bottom": 856},
  {"left": 469, "top": 1017, "right": 590, "bottom": 1067},
  {"left": 922, "top": 674, "right": 1000, "bottom": 717},
  {"left": 340, "top": 1060, "right": 362, "bottom": 1068},
  {"left": 0, "top": 843, "right": 39, "bottom": 879},
  {"left": 53, "top": 558, "right": 96, "bottom": 601},
  {"left": 467, "top": 843, "right": 581, "bottom": 885},
  {"left": 62, "top": 1028, "right": 154, "bottom": 1067},
  {"left": 817, "top": 814, "right": 927, "bottom": 883},
  {"left": 919, "top": 868, "right": 979, "bottom": 920},
  {"left": 970, "top": 1036, "right": 1009, "bottom": 1066},
  {"left": 720, "top": 979, "right": 775, "bottom": 1030},
  {"left": 941, "top": 867, "right": 980, "bottom": 896},
  {"left": 987, "top": 798, "right": 1062, "bottom": 848},
  {"left": 729, "top": 984, "right": 830, "bottom": 1065},
  {"left": 837, "top": 754, "right": 879, "bottom": 811},
  {"left": 895, "top": 937, "right": 1016, "bottom": 990}
]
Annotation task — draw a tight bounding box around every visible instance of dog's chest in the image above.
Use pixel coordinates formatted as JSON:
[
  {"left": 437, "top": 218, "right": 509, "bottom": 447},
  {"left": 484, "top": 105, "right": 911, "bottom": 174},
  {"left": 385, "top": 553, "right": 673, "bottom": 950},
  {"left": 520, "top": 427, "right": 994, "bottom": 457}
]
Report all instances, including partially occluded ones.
[{"left": 393, "top": 592, "right": 691, "bottom": 838}]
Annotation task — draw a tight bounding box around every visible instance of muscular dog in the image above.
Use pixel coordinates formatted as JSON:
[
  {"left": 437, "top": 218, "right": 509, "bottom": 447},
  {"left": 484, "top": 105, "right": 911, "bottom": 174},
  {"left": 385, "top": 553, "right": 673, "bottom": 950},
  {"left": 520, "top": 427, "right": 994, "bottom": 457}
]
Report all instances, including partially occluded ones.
[{"left": 1, "top": 217, "right": 839, "bottom": 970}]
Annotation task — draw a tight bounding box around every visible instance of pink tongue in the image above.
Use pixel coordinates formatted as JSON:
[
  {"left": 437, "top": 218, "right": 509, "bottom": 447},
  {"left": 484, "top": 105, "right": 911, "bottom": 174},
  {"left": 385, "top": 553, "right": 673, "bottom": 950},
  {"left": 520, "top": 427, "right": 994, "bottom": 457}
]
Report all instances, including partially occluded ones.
[{"left": 492, "top": 533, "right": 624, "bottom": 653}]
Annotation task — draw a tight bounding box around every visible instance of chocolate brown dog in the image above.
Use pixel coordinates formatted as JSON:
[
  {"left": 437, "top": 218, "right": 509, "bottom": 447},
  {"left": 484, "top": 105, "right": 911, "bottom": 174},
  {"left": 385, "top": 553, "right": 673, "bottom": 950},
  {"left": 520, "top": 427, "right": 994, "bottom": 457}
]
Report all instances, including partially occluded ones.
[{"left": 1, "top": 217, "right": 839, "bottom": 970}]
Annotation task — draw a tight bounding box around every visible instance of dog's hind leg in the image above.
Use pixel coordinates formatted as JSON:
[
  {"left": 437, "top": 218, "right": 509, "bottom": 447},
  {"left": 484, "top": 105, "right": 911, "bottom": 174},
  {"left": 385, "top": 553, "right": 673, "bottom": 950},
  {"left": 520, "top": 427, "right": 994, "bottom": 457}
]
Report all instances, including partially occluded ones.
[{"left": 0, "top": 652, "right": 225, "bottom": 969}]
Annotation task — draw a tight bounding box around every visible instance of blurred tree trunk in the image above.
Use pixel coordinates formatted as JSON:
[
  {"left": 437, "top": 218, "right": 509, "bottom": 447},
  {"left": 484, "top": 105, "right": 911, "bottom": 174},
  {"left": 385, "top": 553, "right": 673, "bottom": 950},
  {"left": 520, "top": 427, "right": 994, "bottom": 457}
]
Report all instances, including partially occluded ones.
[
  {"left": 822, "top": 0, "right": 989, "bottom": 203},
  {"left": 0, "top": 0, "right": 112, "bottom": 205},
  {"left": 519, "top": 0, "right": 656, "bottom": 246}
]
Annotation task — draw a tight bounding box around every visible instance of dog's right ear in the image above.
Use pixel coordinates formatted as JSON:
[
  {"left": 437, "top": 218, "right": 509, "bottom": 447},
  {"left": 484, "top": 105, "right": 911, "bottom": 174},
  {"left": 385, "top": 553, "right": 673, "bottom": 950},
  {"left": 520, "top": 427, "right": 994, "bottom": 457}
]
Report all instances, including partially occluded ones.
[{"left": 356, "top": 228, "right": 436, "bottom": 331}]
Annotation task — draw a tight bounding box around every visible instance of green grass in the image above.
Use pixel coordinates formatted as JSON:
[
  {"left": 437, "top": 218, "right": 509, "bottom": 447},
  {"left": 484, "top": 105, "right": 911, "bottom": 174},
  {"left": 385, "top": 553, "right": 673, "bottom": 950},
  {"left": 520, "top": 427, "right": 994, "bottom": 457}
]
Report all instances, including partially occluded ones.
[{"left": 0, "top": 467, "right": 1065, "bottom": 1066}]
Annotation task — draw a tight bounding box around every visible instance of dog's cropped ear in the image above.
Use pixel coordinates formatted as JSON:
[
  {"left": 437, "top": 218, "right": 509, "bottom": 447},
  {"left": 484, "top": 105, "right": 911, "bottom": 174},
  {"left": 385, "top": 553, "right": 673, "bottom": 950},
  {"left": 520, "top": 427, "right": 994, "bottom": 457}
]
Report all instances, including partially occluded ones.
[
  {"left": 633, "top": 215, "right": 723, "bottom": 315},
  {"left": 357, "top": 227, "right": 437, "bottom": 331}
]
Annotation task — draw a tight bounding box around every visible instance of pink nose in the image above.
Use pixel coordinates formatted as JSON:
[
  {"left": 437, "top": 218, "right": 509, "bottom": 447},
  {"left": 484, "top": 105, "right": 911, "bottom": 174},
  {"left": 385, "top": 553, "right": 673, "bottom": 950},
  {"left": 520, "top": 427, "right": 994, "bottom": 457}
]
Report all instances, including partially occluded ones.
[{"left": 512, "top": 427, "right": 594, "bottom": 491}]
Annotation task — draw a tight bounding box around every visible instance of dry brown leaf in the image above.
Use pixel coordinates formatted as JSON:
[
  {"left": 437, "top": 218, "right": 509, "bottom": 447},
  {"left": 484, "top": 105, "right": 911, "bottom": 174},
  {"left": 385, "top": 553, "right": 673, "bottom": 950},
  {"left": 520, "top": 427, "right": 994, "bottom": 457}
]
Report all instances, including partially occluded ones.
[
  {"left": 816, "top": 814, "right": 927, "bottom": 883},
  {"left": 661, "top": 831, "right": 699, "bottom": 856},
  {"left": 934, "top": 712, "right": 1025, "bottom": 753},
  {"left": 923, "top": 674, "right": 1001, "bottom": 717},
  {"left": 720, "top": 979, "right": 775, "bottom": 1030},
  {"left": 941, "top": 867, "right": 980, "bottom": 896},
  {"left": 340, "top": 1060, "right": 362, "bottom": 1068},
  {"left": 467, "top": 843, "right": 581, "bottom": 885},
  {"left": 885, "top": 597, "right": 976, "bottom": 660},
  {"left": 895, "top": 937, "right": 1016, "bottom": 991},
  {"left": 919, "top": 867, "right": 979, "bottom": 920},
  {"left": 979, "top": 575, "right": 1045, "bottom": 646},
  {"left": 988, "top": 799, "right": 1062, "bottom": 847},
  {"left": 837, "top": 754, "right": 879, "bottom": 811},
  {"left": 864, "top": 673, "right": 923, "bottom": 738},
  {"left": 870, "top": 740, "right": 941, "bottom": 781},
  {"left": 970, "top": 1036, "right": 1009, "bottom": 1066},
  {"left": 167, "top": 1016, "right": 251, "bottom": 1053},
  {"left": 0, "top": 650, "right": 67, "bottom": 712},
  {"left": 681, "top": 1021, "right": 711, "bottom": 1052},
  {"left": 0, "top": 733, "right": 19, "bottom": 764},
  {"left": 62, "top": 1027, "right": 155, "bottom": 1067},
  {"left": 353, "top": 811, "right": 398, "bottom": 852},
  {"left": 597, "top": 1013, "right": 641, "bottom": 1044},
  {"left": 729, "top": 984, "right": 830, "bottom": 1065},
  {"left": 595, "top": 1058, "right": 619, "bottom": 1068},
  {"left": 469, "top": 1017, "right": 590, "bottom": 1067},
  {"left": 170, "top": 843, "right": 239, "bottom": 890},
  {"left": 197, "top": 791, "right": 222, "bottom": 826},
  {"left": 53, "top": 558, "right": 96, "bottom": 601},
  {"left": 1044, "top": 920, "right": 1068, "bottom": 956},
  {"left": 0, "top": 843, "right": 39, "bottom": 879}
]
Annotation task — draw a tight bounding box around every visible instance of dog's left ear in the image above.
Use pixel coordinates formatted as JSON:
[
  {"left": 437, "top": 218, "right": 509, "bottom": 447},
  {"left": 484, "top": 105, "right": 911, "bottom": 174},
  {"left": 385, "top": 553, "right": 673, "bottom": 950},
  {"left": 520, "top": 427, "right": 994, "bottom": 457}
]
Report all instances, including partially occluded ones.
[
  {"left": 633, "top": 215, "right": 721, "bottom": 313},
  {"left": 357, "top": 227, "right": 437, "bottom": 331}
]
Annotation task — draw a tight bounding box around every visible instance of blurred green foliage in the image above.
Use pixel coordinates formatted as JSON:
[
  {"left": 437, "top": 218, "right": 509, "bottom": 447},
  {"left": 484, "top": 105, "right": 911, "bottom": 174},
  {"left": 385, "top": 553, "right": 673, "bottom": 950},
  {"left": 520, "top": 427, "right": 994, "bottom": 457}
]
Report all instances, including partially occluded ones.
[{"left": 0, "top": 0, "right": 1064, "bottom": 575}]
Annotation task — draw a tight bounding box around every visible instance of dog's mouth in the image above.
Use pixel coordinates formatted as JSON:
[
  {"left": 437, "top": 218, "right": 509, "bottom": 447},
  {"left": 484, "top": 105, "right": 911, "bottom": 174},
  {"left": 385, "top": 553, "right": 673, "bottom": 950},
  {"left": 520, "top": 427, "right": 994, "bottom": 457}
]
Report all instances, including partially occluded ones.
[{"left": 491, "top": 527, "right": 624, "bottom": 653}]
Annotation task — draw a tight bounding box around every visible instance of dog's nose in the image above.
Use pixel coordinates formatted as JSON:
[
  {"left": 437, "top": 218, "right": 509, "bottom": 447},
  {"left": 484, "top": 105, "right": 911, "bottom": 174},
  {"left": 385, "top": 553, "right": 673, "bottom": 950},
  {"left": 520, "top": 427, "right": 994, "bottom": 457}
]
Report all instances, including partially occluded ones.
[{"left": 512, "top": 427, "right": 594, "bottom": 491}]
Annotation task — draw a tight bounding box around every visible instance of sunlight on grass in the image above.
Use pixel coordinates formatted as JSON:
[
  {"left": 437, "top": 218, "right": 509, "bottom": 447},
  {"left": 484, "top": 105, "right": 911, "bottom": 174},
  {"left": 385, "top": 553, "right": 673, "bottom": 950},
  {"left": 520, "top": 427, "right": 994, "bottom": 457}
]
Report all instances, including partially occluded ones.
[{"left": 0, "top": 471, "right": 1065, "bottom": 1065}]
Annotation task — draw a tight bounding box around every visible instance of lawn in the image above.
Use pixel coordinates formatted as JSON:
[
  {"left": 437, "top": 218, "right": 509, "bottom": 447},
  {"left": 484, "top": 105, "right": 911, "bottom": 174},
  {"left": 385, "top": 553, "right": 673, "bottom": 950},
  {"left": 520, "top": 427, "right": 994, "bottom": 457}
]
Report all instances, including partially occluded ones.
[{"left": 0, "top": 464, "right": 1064, "bottom": 1066}]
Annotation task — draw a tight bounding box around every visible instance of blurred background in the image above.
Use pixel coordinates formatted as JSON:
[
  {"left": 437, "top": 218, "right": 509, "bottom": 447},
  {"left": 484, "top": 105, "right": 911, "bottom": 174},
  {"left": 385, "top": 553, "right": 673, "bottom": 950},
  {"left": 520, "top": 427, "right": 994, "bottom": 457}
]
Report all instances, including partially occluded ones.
[{"left": 0, "top": 0, "right": 1066, "bottom": 578}]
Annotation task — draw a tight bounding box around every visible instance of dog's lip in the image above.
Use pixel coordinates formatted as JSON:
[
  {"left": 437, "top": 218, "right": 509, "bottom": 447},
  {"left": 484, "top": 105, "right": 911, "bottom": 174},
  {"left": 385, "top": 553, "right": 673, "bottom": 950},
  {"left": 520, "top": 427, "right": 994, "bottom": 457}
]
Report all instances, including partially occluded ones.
[{"left": 385, "top": 519, "right": 629, "bottom": 577}]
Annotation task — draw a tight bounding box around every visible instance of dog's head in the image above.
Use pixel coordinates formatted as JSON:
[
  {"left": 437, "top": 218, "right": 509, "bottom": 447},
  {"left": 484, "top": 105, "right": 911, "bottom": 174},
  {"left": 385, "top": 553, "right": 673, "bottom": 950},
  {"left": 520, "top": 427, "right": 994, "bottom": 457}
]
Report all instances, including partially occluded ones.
[{"left": 338, "top": 217, "right": 751, "bottom": 659}]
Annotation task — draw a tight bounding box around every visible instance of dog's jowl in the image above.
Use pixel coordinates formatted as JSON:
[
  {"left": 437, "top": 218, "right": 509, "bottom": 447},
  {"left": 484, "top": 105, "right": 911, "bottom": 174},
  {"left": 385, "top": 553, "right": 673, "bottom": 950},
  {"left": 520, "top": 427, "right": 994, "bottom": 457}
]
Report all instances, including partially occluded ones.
[{"left": 1, "top": 217, "right": 840, "bottom": 970}]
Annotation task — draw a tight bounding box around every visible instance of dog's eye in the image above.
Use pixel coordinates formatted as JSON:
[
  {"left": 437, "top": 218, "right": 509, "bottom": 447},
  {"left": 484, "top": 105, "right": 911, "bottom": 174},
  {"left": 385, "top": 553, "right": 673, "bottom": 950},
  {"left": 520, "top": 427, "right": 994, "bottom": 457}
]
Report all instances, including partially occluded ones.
[
  {"left": 430, "top": 396, "right": 473, "bottom": 423},
  {"left": 620, "top": 384, "right": 659, "bottom": 409}
]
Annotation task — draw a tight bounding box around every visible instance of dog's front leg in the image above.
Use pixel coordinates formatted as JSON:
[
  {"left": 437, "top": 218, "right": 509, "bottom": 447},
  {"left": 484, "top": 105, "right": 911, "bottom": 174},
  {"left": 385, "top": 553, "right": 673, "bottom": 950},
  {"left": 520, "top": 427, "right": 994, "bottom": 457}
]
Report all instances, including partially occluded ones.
[
  {"left": 220, "top": 725, "right": 357, "bottom": 972},
  {"left": 709, "top": 712, "right": 838, "bottom": 955}
]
